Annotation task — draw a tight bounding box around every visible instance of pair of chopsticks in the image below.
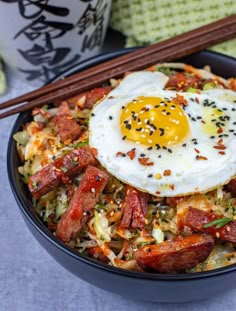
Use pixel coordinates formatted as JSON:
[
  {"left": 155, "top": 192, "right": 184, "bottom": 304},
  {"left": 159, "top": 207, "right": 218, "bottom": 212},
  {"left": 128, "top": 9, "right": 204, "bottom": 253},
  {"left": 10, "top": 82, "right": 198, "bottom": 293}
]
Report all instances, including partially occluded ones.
[{"left": 0, "top": 14, "right": 236, "bottom": 119}]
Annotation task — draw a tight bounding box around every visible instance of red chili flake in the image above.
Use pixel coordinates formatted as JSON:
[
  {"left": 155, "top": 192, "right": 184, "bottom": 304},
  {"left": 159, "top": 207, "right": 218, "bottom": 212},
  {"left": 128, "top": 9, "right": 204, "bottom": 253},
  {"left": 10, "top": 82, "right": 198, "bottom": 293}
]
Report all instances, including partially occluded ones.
[
  {"left": 127, "top": 148, "right": 136, "bottom": 160},
  {"left": 116, "top": 151, "right": 126, "bottom": 157},
  {"left": 228, "top": 78, "right": 236, "bottom": 91},
  {"left": 169, "top": 184, "right": 175, "bottom": 190},
  {"left": 217, "top": 127, "right": 223, "bottom": 134},
  {"left": 138, "top": 157, "right": 154, "bottom": 166},
  {"left": 195, "top": 97, "right": 200, "bottom": 104},
  {"left": 172, "top": 93, "right": 188, "bottom": 106},
  {"left": 194, "top": 148, "right": 200, "bottom": 153},
  {"left": 201, "top": 120, "right": 206, "bottom": 124},
  {"left": 91, "top": 148, "right": 98, "bottom": 157},
  {"left": 155, "top": 191, "right": 161, "bottom": 195},
  {"left": 217, "top": 138, "right": 223, "bottom": 145},
  {"left": 163, "top": 169, "right": 171, "bottom": 176},
  {"left": 219, "top": 151, "right": 226, "bottom": 155},
  {"left": 196, "top": 155, "right": 208, "bottom": 160},
  {"left": 108, "top": 96, "right": 114, "bottom": 99},
  {"left": 213, "top": 145, "right": 226, "bottom": 150}
]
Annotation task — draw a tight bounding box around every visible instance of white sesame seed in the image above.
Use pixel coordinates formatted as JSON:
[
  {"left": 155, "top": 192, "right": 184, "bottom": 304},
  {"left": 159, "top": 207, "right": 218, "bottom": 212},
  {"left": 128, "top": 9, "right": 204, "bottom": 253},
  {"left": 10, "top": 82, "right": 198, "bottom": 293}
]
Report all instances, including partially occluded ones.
[{"left": 91, "top": 188, "right": 95, "bottom": 193}]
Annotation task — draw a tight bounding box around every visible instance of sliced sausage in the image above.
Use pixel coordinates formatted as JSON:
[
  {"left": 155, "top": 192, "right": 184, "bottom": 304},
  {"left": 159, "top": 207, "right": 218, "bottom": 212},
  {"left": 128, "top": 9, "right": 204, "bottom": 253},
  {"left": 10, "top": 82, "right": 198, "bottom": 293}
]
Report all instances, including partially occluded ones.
[
  {"left": 56, "top": 165, "right": 109, "bottom": 242},
  {"left": 120, "top": 185, "right": 148, "bottom": 229},
  {"left": 165, "top": 72, "right": 201, "bottom": 91},
  {"left": 181, "top": 206, "right": 236, "bottom": 243},
  {"left": 67, "top": 86, "right": 112, "bottom": 109},
  {"left": 28, "top": 146, "right": 97, "bottom": 199},
  {"left": 52, "top": 101, "right": 81, "bottom": 143},
  {"left": 134, "top": 233, "right": 214, "bottom": 273},
  {"left": 225, "top": 179, "right": 236, "bottom": 197}
]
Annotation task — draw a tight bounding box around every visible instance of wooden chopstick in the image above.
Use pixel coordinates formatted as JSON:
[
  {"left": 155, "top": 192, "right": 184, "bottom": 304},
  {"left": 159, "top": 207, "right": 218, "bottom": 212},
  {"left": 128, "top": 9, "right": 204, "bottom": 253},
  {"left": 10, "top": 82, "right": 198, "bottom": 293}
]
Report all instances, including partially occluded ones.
[{"left": 0, "top": 14, "right": 236, "bottom": 119}]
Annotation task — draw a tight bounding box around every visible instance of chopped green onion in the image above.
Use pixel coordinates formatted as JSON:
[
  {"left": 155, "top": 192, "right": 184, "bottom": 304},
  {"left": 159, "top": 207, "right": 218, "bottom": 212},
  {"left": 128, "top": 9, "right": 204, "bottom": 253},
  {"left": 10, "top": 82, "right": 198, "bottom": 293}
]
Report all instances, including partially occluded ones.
[
  {"left": 186, "top": 87, "right": 199, "bottom": 93},
  {"left": 157, "top": 67, "right": 174, "bottom": 75},
  {"left": 73, "top": 141, "right": 88, "bottom": 147},
  {"left": 203, "top": 217, "right": 233, "bottom": 229},
  {"left": 94, "top": 204, "right": 109, "bottom": 212},
  {"left": 203, "top": 82, "right": 216, "bottom": 90},
  {"left": 61, "top": 167, "right": 68, "bottom": 173},
  {"left": 32, "top": 181, "right": 38, "bottom": 189}
]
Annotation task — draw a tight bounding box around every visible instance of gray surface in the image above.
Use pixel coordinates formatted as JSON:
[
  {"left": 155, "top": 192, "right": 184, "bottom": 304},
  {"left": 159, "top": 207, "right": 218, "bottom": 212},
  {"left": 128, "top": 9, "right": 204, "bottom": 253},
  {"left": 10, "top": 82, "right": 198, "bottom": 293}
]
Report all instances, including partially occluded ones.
[{"left": 1, "top": 49, "right": 236, "bottom": 311}]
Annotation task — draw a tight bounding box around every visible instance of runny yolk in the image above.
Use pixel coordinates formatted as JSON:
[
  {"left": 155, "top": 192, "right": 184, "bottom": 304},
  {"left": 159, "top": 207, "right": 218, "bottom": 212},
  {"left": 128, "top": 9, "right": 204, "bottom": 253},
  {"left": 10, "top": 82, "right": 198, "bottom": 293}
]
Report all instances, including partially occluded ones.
[{"left": 120, "top": 96, "right": 190, "bottom": 147}]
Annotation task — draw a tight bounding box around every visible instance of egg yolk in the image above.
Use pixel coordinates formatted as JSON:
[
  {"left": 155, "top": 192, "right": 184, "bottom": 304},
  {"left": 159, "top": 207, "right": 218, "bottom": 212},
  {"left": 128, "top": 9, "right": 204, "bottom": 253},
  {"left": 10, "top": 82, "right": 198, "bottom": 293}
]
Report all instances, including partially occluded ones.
[{"left": 120, "top": 96, "right": 189, "bottom": 147}]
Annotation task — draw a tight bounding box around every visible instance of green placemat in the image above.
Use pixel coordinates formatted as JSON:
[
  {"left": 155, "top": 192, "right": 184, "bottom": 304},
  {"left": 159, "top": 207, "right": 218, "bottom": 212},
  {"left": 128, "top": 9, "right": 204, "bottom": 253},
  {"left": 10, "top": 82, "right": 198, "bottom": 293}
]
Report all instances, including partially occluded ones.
[{"left": 110, "top": 0, "right": 236, "bottom": 58}]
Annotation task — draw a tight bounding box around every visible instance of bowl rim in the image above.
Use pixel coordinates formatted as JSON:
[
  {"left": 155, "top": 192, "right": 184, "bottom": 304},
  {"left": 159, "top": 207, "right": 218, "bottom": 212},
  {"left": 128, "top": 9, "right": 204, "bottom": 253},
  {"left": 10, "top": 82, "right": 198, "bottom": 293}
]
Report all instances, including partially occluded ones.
[{"left": 7, "top": 48, "right": 236, "bottom": 281}]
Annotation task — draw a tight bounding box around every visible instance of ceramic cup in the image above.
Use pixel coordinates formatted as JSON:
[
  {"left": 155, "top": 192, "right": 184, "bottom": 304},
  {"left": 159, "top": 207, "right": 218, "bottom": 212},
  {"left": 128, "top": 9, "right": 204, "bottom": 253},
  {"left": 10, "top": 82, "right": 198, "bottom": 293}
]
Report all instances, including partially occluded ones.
[{"left": 0, "top": 0, "right": 111, "bottom": 86}]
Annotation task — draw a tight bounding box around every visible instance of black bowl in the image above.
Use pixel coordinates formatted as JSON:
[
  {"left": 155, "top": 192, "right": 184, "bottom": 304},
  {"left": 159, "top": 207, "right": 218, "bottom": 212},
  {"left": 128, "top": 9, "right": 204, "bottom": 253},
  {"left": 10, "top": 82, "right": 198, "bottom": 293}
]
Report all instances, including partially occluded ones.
[{"left": 7, "top": 49, "right": 236, "bottom": 303}]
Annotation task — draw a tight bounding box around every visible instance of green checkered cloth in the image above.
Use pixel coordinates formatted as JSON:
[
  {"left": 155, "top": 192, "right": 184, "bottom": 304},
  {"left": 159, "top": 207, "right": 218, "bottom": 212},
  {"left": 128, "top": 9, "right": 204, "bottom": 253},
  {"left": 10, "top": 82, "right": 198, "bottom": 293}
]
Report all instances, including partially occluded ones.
[{"left": 110, "top": 0, "right": 236, "bottom": 58}]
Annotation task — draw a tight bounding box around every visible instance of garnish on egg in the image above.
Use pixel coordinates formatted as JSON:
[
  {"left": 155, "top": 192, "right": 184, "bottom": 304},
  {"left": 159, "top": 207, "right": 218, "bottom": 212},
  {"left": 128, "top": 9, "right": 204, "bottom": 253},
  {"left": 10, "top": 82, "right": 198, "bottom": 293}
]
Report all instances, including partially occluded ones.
[{"left": 120, "top": 96, "right": 190, "bottom": 147}]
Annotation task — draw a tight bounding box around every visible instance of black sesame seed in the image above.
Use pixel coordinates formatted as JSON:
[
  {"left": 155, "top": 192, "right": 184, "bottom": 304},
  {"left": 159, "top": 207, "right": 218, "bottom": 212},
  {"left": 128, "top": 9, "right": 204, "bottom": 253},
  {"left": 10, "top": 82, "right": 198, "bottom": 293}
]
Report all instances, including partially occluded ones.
[
  {"left": 155, "top": 105, "right": 159, "bottom": 108},
  {"left": 159, "top": 128, "right": 165, "bottom": 136},
  {"left": 109, "top": 116, "right": 113, "bottom": 120},
  {"left": 147, "top": 146, "right": 153, "bottom": 150},
  {"left": 140, "top": 153, "right": 146, "bottom": 157},
  {"left": 229, "top": 129, "right": 235, "bottom": 132},
  {"left": 210, "top": 136, "right": 215, "bottom": 139},
  {"left": 148, "top": 174, "right": 153, "bottom": 178},
  {"left": 168, "top": 148, "right": 172, "bottom": 153},
  {"left": 162, "top": 146, "right": 167, "bottom": 150},
  {"left": 136, "top": 127, "right": 142, "bottom": 132},
  {"left": 150, "top": 123, "right": 157, "bottom": 130},
  {"left": 182, "top": 143, "right": 187, "bottom": 147},
  {"left": 91, "top": 113, "right": 95, "bottom": 117},
  {"left": 158, "top": 155, "right": 162, "bottom": 158},
  {"left": 122, "top": 136, "right": 127, "bottom": 140}
]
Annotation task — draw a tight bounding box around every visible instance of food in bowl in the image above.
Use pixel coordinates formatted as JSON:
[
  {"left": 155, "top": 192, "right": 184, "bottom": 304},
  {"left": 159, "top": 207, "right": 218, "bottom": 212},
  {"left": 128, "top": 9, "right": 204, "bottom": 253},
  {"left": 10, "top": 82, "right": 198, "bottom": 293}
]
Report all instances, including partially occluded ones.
[{"left": 13, "top": 62, "right": 236, "bottom": 273}]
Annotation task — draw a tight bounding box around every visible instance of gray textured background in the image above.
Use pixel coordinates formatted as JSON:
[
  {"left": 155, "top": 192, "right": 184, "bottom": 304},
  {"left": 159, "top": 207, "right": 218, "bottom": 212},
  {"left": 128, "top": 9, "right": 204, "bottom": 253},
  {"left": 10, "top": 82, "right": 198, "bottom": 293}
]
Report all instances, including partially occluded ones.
[{"left": 1, "top": 34, "right": 236, "bottom": 311}]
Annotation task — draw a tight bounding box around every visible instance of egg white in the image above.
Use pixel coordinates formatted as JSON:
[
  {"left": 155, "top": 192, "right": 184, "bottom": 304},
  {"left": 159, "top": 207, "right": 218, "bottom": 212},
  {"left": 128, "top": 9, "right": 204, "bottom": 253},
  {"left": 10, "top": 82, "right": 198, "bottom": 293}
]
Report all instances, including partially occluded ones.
[{"left": 89, "top": 71, "right": 236, "bottom": 197}]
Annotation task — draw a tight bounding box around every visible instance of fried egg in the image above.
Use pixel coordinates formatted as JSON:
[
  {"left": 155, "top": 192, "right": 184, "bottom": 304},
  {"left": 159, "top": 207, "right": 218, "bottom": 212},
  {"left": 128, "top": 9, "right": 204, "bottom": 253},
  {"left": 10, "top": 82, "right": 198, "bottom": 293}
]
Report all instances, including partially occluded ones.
[{"left": 89, "top": 71, "right": 236, "bottom": 197}]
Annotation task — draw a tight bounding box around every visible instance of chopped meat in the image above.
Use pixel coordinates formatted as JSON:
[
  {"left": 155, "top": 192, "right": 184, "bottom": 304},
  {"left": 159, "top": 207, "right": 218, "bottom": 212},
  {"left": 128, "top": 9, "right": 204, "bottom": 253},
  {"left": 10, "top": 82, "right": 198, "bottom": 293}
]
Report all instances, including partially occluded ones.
[
  {"left": 180, "top": 206, "right": 236, "bottom": 243},
  {"left": 28, "top": 146, "right": 97, "bottom": 199},
  {"left": 56, "top": 165, "right": 109, "bottom": 242},
  {"left": 134, "top": 233, "right": 214, "bottom": 273},
  {"left": 67, "top": 86, "right": 112, "bottom": 109},
  {"left": 52, "top": 101, "right": 81, "bottom": 143},
  {"left": 225, "top": 179, "right": 236, "bottom": 197},
  {"left": 121, "top": 185, "right": 149, "bottom": 229}
]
